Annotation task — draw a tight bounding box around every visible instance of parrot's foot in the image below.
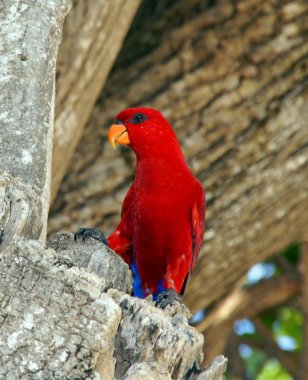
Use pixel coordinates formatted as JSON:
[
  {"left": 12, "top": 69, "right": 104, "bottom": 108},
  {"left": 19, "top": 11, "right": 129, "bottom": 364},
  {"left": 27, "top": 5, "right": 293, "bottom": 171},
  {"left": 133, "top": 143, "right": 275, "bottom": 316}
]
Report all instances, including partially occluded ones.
[
  {"left": 74, "top": 228, "right": 109, "bottom": 246},
  {"left": 155, "top": 288, "right": 182, "bottom": 309}
]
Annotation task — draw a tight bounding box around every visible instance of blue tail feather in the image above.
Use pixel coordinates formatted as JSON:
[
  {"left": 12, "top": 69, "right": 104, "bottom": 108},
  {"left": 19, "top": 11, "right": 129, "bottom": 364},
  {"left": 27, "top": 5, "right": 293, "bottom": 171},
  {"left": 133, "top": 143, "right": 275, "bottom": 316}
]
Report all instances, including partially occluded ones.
[
  {"left": 131, "top": 261, "right": 145, "bottom": 298},
  {"left": 131, "top": 261, "right": 167, "bottom": 300}
]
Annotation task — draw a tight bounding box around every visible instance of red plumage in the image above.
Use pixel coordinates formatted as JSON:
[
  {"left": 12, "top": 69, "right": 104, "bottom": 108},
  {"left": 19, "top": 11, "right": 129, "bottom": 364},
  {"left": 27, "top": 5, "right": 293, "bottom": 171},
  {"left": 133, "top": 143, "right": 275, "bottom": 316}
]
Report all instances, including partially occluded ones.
[{"left": 107, "top": 107, "right": 205, "bottom": 298}]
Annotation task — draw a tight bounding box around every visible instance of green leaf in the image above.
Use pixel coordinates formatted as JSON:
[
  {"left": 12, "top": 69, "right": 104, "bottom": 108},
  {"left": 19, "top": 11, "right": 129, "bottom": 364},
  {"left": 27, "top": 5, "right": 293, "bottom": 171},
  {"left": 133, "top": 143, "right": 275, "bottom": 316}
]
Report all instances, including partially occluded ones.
[
  {"left": 273, "top": 307, "right": 303, "bottom": 351},
  {"left": 256, "top": 359, "right": 293, "bottom": 380}
]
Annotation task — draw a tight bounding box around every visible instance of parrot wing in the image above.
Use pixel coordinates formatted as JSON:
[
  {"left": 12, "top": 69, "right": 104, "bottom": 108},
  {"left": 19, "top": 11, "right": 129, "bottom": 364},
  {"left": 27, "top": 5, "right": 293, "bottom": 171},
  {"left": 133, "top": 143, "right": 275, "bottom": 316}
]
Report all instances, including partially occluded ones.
[
  {"left": 108, "top": 183, "right": 135, "bottom": 264},
  {"left": 181, "top": 182, "right": 205, "bottom": 295},
  {"left": 121, "top": 183, "right": 135, "bottom": 218},
  {"left": 191, "top": 195, "right": 205, "bottom": 271}
]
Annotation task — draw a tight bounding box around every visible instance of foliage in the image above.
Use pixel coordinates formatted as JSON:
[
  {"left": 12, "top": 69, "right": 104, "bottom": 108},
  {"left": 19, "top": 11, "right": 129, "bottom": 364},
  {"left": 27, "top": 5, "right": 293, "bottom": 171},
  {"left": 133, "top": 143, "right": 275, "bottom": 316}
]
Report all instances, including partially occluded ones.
[
  {"left": 226, "top": 243, "right": 301, "bottom": 379},
  {"left": 256, "top": 359, "right": 292, "bottom": 380}
]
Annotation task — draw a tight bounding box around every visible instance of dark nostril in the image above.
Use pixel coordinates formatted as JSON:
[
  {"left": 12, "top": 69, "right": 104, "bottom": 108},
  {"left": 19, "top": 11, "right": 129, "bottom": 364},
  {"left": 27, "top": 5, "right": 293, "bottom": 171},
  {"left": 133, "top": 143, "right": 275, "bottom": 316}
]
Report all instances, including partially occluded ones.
[{"left": 115, "top": 119, "right": 123, "bottom": 125}]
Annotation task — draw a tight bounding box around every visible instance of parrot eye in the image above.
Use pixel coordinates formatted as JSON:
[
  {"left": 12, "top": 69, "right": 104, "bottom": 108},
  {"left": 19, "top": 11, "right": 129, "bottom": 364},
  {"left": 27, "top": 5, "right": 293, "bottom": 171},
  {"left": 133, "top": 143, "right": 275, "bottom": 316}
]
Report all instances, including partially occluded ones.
[{"left": 131, "top": 113, "right": 147, "bottom": 124}]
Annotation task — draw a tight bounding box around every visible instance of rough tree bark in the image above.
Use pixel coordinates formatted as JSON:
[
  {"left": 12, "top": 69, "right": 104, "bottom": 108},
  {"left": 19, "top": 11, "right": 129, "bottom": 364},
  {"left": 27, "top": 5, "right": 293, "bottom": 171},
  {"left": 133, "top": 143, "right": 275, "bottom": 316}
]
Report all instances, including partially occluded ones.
[
  {"left": 0, "top": 1, "right": 227, "bottom": 378},
  {"left": 49, "top": 0, "right": 308, "bottom": 316},
  {"left": 0, "top": 0, "right": 71, "bottom": 243}
]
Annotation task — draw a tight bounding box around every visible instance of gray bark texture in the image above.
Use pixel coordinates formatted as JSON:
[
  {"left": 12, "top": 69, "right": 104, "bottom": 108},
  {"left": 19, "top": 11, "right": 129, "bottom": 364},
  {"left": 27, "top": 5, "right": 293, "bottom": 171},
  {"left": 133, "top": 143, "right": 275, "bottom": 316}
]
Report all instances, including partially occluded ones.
[
  {"left": 109, "top": 290, "right": 203, "bottom": 379},
  {"left": 0, "top": 0, "right": 71, "bottom": 241},
  {"left": 0, "top": 1, "right": 226, "bottom": 379},
  {"left": 0, "top": 233, "right": 226, "bottom": 379},
  {"left": 0, "top": 237, "right": 122, "bottom": 379}
]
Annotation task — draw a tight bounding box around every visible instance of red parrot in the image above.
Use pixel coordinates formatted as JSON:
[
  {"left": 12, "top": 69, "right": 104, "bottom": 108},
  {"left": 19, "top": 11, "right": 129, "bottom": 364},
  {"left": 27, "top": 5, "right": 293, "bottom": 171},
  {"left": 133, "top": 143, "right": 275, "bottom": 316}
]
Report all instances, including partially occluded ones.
[{"left": 106, "top": 107, "right": 205, "bottom": 306}]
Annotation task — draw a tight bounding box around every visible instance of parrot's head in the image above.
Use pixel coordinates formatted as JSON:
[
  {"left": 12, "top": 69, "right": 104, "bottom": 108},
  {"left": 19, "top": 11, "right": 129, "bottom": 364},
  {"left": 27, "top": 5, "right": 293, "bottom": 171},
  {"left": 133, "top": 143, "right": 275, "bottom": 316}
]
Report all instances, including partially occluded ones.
[{"left": 108, "top": 107, "right": 180, "bottom": 158}]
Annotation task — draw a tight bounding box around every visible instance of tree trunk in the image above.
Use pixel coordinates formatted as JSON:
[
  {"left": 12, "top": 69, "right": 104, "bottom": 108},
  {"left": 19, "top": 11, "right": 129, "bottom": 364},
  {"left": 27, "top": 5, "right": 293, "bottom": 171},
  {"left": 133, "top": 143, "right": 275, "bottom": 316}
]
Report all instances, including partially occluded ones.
[
  {"left": 0, "top": 0, "right": 71, "bottom": 243},
  {"left": 49, "top": 0, "right": 308, "bottom": 315}
]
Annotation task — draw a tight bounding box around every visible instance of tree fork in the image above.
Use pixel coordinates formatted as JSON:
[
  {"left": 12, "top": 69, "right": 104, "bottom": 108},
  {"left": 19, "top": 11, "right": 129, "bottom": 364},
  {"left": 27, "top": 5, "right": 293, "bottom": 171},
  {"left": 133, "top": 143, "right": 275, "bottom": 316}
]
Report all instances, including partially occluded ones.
[{"left": 0, "top": 3, "right": 227, "bottom": 378}]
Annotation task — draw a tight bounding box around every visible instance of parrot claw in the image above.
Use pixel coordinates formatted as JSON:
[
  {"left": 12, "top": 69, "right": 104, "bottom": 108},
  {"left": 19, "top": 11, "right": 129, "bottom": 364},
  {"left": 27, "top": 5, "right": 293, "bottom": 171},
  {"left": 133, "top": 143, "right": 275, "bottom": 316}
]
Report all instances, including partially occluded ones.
[
  {"left": 74, "top": 228, "right": 109, "bottom": 246},
  {"left": 155, "top": 288, "right": 182, "bottom": 309}
]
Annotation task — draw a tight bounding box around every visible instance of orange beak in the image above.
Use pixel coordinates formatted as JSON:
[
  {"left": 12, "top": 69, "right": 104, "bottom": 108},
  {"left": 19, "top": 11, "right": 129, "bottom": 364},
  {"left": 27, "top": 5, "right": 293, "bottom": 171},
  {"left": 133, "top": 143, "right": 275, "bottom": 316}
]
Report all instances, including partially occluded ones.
[{"left": 108, "top": 124, "right": 130, "bottom": 149}]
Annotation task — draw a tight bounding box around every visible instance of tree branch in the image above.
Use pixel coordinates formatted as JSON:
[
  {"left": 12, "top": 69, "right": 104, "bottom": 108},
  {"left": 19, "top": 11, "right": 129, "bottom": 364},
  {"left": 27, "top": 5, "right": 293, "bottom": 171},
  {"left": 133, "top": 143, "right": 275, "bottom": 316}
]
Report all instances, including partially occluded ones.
[
  {"left": 225, "top": 334, "right": 247, "bottom": 380},
  {"left": 197, "top": 273, "right": 300, "bottom": 364},
  {"left": 0, "top": 0, "right": 71, "bottom": 243}
]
